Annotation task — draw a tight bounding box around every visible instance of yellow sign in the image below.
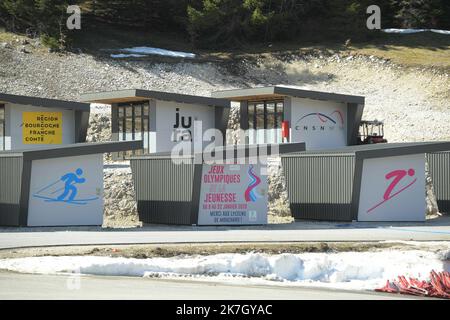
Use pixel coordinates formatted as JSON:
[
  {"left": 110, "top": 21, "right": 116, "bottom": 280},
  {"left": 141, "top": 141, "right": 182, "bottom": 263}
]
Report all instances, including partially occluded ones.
[{"left": 22, "top": 112, "right": 62, "bottom": 144}]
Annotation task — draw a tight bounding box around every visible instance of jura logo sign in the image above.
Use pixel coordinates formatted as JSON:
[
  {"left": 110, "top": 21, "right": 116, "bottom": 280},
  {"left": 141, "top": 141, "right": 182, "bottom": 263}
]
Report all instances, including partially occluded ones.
[
  {"left": 172, "top": 107, "right": 195, "bottom": 142},
  {"left": 367, "top": 168, "right": 417, "bottom": 214},
  {"left": 294, "top": 110, "right": 344, "bottom": 132}
]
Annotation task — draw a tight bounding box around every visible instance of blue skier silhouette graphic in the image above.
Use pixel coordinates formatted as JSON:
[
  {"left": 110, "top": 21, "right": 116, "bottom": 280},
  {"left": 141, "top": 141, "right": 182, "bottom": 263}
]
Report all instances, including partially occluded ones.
[
  {"left": 57, "top": 168, "right": 86, "bottom": 202},
  {"left": 33, "top": 168, "right": 99, "bottom": 205}
]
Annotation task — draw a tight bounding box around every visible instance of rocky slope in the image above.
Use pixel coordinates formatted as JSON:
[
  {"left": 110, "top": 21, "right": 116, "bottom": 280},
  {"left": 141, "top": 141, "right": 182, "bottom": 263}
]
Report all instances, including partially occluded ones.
[{"left": 1, "top": 36, "right": 448, "bottom": 226}]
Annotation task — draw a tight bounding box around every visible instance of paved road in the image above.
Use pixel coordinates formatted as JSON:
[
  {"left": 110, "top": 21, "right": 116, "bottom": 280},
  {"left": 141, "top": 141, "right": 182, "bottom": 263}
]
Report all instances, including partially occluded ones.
[
  {"left": 0, "top": 218, "right": 449, "bottom": 249},
  {"left": 0, "top": 272, "right": 414, "bottom": 300}
]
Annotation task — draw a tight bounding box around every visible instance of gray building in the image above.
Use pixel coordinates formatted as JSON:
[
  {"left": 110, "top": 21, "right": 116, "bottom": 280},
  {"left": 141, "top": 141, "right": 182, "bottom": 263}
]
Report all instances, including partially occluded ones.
[
  {"left": 82, "top": 89, "right": 231, "bottom": 159},
  {"left": 281, "top": 142, "right": 450, "bottom": 222},
  {"left": 130, "top": 143, "right": 305, "bottom": 226},
  {"left": 427, "top": 151, "right": 450, "bottom": 213},
  {"left": 0, "top": 93, "right": 90, "bottom": 150},
  {"left": 212, "top": 85, "right": 364, "bottom": 150},
  {"left": 0, "top": 141, "right": 141, "bottom": 227}
]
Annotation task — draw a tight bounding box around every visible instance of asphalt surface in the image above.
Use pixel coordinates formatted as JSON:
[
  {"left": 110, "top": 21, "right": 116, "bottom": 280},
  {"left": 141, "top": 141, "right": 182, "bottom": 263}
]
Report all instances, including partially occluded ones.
[
  {"left": 0, "top": 217, "right": 450, "bottom": 249},
  {"left": 0, "top": 271, "right": 416, "bottom": 300}
]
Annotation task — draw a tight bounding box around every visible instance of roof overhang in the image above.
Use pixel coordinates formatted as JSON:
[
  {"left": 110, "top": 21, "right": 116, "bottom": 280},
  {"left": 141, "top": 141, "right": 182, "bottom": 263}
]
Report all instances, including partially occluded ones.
[
  {"left": 281, "top": 142, "right": 450, "bottom": 160},
  {"left": 0, "top": 141, "right": 143, "bottom": 160},
  {"left": 81, "top": 89, "right": 231, "bottom": 108},
  {"left": 0, "top": 93, "right": 90, "bottom": 112},
  {"left": 212, "top": 85, "right": 365, "bottom": 105},
  {"left": 131, "top": 142, "right": 306, "bottom": 161}
]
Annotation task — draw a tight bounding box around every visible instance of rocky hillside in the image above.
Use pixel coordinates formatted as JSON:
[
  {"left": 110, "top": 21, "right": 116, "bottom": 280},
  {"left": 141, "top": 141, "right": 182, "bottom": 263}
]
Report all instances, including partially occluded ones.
[
  {"left": 2, "top": 35, "right": 449, "bottom": 142},
  {"left": 0, "top": 34, "right": 448, "bottom": 226}
]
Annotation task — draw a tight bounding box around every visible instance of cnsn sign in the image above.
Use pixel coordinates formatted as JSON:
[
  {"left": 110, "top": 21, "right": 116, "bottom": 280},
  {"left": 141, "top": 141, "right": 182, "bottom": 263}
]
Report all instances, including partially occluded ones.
[{"left": 294, "top": 110, "right": 344, "bottom": 132}]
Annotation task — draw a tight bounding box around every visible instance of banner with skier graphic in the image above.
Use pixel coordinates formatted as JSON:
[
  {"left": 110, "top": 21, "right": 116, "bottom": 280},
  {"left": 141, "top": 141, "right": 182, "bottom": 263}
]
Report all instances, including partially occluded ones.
[
  {"left": 357, "top": 154, "right": 426, "bottom": 222},
  {"left": 197, "top": 163, "right": 268, "bottom": 225},
  {"left": 27, "top": 154, "right": 104, "bottom": 226}
]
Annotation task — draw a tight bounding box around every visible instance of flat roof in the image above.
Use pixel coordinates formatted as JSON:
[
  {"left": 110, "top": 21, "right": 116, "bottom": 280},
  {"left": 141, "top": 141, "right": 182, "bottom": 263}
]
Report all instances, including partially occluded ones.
[
  {"left": 0, "top": 93, "right": 90, "bottom": 112},
  {"left": 281, "top": 142, "right": 450, "bottom": 159},
  {"left": 0, "top": 141, "right": 143, "bottom": 160},
  {"left": 81, "top": 89, "right": 231, "bottom": 108},
  {"left": 130, "top": 142, "right": 306, "bottom": 160},
  {"left": 211, "top": 85, "right": 365, "bottom": 104}
]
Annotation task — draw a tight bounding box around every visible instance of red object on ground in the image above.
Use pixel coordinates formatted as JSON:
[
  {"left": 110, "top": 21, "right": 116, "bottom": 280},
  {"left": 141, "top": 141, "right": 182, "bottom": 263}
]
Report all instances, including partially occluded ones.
[
  {"left": 374, "top": 280, "right": 398, "bottom": 293},
  {"left": 375, "top": 270, "right": 450, "bottom": 299},
  {"left": 281, "top": 121, "right": 289, "bottom": 139}
]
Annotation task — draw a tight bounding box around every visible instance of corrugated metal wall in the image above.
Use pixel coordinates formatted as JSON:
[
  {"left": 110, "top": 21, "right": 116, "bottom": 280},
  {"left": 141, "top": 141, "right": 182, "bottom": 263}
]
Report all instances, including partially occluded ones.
[
  {"left": 0, "top": 156, "right": 23, "bottom": 226},
  {"left": 427, "top": 152, "right": 450, "bottom": 213},
  {"left": 281, "top": 154, "right": 355, "bottom": 221},
  {"left": 130, "top": 158, "right": 195, "bottom": 225}
]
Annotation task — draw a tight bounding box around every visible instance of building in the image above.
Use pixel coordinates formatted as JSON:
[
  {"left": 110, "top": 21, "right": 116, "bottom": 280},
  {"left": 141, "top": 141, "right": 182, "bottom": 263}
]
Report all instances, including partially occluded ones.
[
  {"left": 281, "top": 142, "right": 450, "bottom": 222},
  {"left": 212, "top": 85, "right": 365, "bottom": 150},
  {"left": 0, "top": 141, "right": 142, "bottom": 227},
  {"left": 0, "top": 93, "right": 90, "bottom": 150},
  {"left": 81, "top": 89, "right": 231, "bottom": 159},
  {"left": 427, "top": 151, "right": 450, "bottom": 214},
  {"left": 130, "top": 143, "right": 305, "bottom": 225}
]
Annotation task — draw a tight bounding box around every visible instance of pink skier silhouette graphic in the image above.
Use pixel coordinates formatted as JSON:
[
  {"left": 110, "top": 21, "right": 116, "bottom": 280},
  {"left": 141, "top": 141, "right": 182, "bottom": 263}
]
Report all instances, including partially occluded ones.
[{"left": 367, "top": 168, "right": 417, "bottom": 213}]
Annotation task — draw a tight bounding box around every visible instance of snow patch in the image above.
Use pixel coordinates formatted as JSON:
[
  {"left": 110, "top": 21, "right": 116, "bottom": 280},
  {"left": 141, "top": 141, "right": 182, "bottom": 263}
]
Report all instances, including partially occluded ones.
[
  {"left": 111, "top": 47, "right": 196, "bottom": 59},
  {"left": 89, "top": 103, "right": 111, "bottom": 115},
  {"left": 382, "top": 28, "right": 450, "bottom": 35},
  {"left": 0, "top": 250, "right": 448, "bottom": 290},
  {"left": 110, "top": 53, "right": 147, "bottom": 58}
]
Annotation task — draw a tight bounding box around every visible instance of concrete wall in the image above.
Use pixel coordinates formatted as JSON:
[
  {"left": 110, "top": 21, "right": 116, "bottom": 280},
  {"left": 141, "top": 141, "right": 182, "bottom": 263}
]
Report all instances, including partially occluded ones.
[
  {"left": 289, "top": 98, "right": 348, "bottom": 150},
  {"left": 5, "top": 103, "right": 75, "bottom": 150}
]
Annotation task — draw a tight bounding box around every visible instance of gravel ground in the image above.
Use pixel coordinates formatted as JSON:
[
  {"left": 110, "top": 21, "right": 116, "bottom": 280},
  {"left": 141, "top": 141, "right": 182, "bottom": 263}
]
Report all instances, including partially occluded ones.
[
  {"left": 1, "top": 37, "right": 448, "bottom": 227},
  {"left": 2, "top": 241, "right": 445, "bottom": 260}
]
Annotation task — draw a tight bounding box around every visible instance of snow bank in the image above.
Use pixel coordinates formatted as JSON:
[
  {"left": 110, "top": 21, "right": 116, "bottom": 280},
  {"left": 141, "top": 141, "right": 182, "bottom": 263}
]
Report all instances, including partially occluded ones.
[
  {"left": 0, "top": 250, "right": 448, "bottom": 290},
  {"left": 111, "top": 47, "right": 196, "bottom": 59},
  {"left": 382, "top": 28, "right": 450, "bottom": 35}
]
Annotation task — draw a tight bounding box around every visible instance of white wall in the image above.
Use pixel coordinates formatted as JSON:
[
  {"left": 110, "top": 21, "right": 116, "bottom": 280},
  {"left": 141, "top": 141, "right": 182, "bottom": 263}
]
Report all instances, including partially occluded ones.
[
  {"left": 290, "top": 98, "right": 347, "bottom": 150},
  {"left": 357, "top": 154, "right": 426, "bottom": 222},
  {"left": 27, "top": 154, "right": 104, "bottom": 226},
  {"left": 5, "top": 103, "right": 75, "bottom": 150},
  {"left": 247, "top": 129, "right": 283, "bottom": 145},
  {"left": 153, "top": 100, "right": 216, "bottom": 153}
]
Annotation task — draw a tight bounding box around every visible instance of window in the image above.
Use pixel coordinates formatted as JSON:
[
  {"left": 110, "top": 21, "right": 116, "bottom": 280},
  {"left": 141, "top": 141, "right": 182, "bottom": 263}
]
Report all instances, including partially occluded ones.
[
  {"left": 0, "top": 104, "right": 4, "bottom": 150},
  {"left": 116, "top": 101, "right": 150, "bottom": 158},
  {"left": 247, "top": 100, "right": 284, "bottom": 143},
  {"left": 248, "top": 103, "right": 255, "bottom": 130},
  {"left": 275, "top": 101, "right": 284, "bottom": 129},
  {"left": 266, "top": 102, "right": 275, "bottom": 130}
]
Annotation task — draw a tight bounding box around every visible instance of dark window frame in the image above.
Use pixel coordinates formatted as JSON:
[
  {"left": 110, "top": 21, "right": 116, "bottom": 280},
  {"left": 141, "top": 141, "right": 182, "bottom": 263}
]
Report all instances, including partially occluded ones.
[
  {"left": 275, "top": 101, "right": 284, "bottom": 129},
  {"left": 0, "top": 104, "right": 5, "bottom": 150},
  {"left": 246, "top": 100, "right": 284, "bottom": 143},
  {"left": 247, "top": 100, "right": 284, "bottom": 130},
  {"left": 116, "top": 100, "right": 150, "bottom": 159}
]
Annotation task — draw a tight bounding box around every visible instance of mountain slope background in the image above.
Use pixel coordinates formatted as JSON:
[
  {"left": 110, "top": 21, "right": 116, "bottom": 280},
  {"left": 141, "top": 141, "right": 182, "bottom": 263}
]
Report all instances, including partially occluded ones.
[{"left": 0, "top": 28, "right": 448, "bottom": 226}]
